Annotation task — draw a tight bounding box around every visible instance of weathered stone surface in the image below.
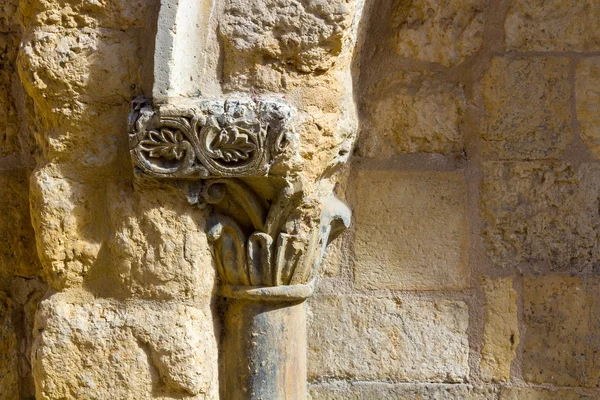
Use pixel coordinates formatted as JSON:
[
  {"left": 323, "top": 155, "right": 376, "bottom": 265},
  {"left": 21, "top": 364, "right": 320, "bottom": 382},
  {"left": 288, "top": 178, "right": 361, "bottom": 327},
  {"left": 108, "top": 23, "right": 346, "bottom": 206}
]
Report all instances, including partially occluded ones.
[
  {"left": 4, "top": 277, "right": 47, "bottom": 400},
  {"left": 0, "top": 292, "right": 19, "bottom": 400},
  {"left": 505, "top": 0, "right": 600, "bottom": 52},
  {"left": 18, "top": 0, "right": 152, "bottom": 165},
  {"left": 390, "top": 0, "right": 485, "bottom": 66},
  {"left": 0, "top": 0, "right": 18, "bottom": 32},
  {"left": 482, "top": 57, "right": 571, "bottom": 160},
  {"left": 354, "top": 170, "right": 469, "bottom": 290},
  {"left": 32, "top": 294, "right": 219, "bottom": 399},
  {"left": 0, "top": 33, "right": 20, "bottom": 158},
  {"left": 0, "top": 170, "right": 41, "bottom": 279},
  {"left": 219, "top": 0, "right": 355, "bottom": 76},
  {"left": 310, "top": 383, "right": 497, "bottom": 400},
  {"left": 106, "top": 181, "right": 216, "bottom": 301},
  {"left": 576, "top": 57, "right": 600, "bottom": 158},
  {"left": 358, "top": 73, "right": 465, "bottom": 157},
  {"left": 308, "top": 296, "right": 470, "bottom": 382},
  {"left": 319, "top": 231, "right": 347, "bottom": 277},
  {"left": 500, "top": 387, "right": 598, "bottom": 400},
  {"left": 523, "top": 275, "right": 600, "bottom": 388},
  {"left": 480, "top": 276, "right": 519, "bottom": 382},
  {"left": 30, "top": 166, "right": 216, "bottom": 301},
  {"left": 481, "top": 162, "right": 600, "bottom": 272}
]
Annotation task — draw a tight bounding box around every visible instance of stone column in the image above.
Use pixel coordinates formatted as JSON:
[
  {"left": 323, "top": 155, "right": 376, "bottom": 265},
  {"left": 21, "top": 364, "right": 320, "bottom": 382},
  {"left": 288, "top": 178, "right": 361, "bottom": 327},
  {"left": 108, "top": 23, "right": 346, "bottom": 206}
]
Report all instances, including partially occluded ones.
[
  {"left": 128, "top": 98, "right": 351, "bottom": 399},
  {"left": 126, "top": 0, "right": 367, "bottom": 397}
]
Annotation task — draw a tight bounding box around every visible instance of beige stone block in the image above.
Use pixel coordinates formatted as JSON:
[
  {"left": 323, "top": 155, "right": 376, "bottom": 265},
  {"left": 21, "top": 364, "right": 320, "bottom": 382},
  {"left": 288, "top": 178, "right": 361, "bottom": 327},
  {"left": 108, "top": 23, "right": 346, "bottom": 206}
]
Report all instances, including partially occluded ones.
[
  {"left": 505, "top": 1, "right": 600, "bottom": 52},
  {"left": 482, "top": 57, "right": 571, "bottom": 160},
  {"left": 523, "top": 275, "right": 600, "bottom": 387},
  {"left": 390, "top": 0, "right": 485, "bottom": 66},
  {"left": 576, "top": 58, "right": 600, "bottom": 158},
  {"left": 480, "top": 276, "right": 519, "bottom": 382},
  {"left": 307, "top": 296, "right": 470, "bottom": 382},
  {"left": 219, "top": 0, "right": 354, "bottom": 76},
  {"left": 500, "top": 387, "right": 597, "bottom": 400},
  {"left": 481, "top": 162, "right": 600, "bottom": 271},
  {"left": 359, "top": 74, "right": 465, "bottom": 157},
  {"left": 0, "top": 292, "right": 19, "bottom": 400},
  {"left": 0, "top": 170, "right": 41, "bottom": 278},
  {"left": 32, "top": 294, "right": 219, "bottom": 400},
  {"left": 311, "top": 383, "right": 497, "bottom": 400},
  {"left": 354, "top": 170, "right": 469, "bottom": 290}
]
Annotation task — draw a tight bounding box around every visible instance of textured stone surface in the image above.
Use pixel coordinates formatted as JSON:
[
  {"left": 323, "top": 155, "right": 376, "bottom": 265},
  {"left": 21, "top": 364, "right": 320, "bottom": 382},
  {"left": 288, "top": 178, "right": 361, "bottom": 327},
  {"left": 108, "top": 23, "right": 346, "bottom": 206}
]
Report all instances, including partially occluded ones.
[
  {"left": 480, "top": 276, "right": 519, "bottom": 382},
  {"left": 390, "top": 0, "right": 485, "bottom": 66},
  {"left": 0, "top": 33, "right": 20, "bottom": 157},
  {"left": 29, "top": 166, "right": 216, "bottom": 300},
  {"left": 219, "top": 0, "right": 355, "bottom": 76},
  {"left": 500, "top": 387, "right": 598, "bottom": 400},
  {"left": 354, "top": 170, "right": 469, "bottom": 290},
  {"left": 308, "top": 296, "right": 470, "bottom": 382},
  {"left": 0, "top": 170, "right": 41, "bottom": 278},
  {"left": 523, "top": 275, "right": 600, "bottom": 387},
  {"left": 482, "top": 57, "right": 571, "bottom": 160},
  {"left": 359, "top": 73, "right": 465, "bottom": 157},
  {"left": 481, "top": 162, "right": 600, "bottom": 272},
  {"left": 0, "top": 0, "right": 18, "bottom": 32},
  {"left": 505, "top": 0, "right": 600, "bottom": 52},
  {"left": 18, "top": 0, "right": 152, "bottom": 165},
  {"left": 0, "top": 292, "right": 19, "bottom": 400},
  {"left": 32, "top": 294, "right": 219, "bottom": 399},
  {"left": 310, "top": 383, "right": 497, "bottom": 400},
  {"left": 576, "top": 57, "right": 600, "bottom": 158}
]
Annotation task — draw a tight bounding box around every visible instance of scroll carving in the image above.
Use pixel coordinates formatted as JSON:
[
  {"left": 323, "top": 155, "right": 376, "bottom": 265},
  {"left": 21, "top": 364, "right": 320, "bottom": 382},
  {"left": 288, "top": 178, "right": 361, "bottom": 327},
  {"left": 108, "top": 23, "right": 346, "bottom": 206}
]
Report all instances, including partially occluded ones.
[
  {"left": 128, "top": 97, "right": 350, "bottom": 298},
  {"left": 128, "top": 98, "right": 297, "bottom": 179}
]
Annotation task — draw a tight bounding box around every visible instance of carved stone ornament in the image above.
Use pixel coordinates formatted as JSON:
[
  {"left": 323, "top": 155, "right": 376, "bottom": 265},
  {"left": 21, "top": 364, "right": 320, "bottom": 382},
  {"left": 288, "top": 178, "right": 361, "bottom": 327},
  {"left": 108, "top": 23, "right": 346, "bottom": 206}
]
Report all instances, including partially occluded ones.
[
  {"left": 129, "top": 97, "right": 350, "bottom": 295},
  {"left": 128, "top": 97, "right": 297, "bottom": 179},
  {"left": 128, "top": 97, "right": 351, "bottom": 399}
]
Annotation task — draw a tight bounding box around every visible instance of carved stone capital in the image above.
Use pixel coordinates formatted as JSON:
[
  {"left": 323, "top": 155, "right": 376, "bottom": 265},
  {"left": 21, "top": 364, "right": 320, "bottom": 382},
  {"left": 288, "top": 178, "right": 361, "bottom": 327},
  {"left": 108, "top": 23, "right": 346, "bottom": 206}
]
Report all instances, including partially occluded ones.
[{"left": 128, "top": 97, "right": 351, "bottom": 301}]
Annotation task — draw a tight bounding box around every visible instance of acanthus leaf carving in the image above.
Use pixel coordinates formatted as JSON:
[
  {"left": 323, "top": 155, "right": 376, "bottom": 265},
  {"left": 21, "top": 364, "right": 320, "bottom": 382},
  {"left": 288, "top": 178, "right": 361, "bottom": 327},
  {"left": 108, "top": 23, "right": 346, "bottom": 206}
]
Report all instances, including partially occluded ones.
[
  {"left": 128, "top": 97, "right": 351, "bottom": 298},
  {"left": 139, "top": 128, "right": 187, "bottom": 160},
  {"left": 128, "top": 98, "right": 298, "bottom": 179}
]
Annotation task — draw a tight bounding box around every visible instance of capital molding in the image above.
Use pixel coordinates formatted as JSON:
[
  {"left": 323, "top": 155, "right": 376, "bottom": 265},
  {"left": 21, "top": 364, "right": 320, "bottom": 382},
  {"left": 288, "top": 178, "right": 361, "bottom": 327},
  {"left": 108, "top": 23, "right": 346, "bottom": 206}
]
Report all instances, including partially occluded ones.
[{"left": 128, "top": 97, "right": 351, "bottom": 302}]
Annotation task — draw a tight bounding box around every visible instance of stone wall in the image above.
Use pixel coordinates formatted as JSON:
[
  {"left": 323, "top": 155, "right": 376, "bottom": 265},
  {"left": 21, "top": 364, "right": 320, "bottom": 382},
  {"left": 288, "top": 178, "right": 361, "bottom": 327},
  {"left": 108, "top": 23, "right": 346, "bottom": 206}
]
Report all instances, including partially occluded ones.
[
  {"left": 309, "top": 0, "right": 600, "bottom": 398},
  {"left": 0, "top": 0, "right": 599, "bottom": 399}
]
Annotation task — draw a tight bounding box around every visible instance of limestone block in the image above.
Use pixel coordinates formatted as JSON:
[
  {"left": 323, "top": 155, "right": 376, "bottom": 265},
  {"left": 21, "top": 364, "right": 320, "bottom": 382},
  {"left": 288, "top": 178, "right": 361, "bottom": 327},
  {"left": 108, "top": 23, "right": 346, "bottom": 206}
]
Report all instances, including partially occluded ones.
[
  {"left": 307, "top": 296, "right": 470, "bottom": 382},
  {"left": 0, "top": 170, "right": 41, "bottom": 278},
  {"left": 106, "top": 180, "right": 216, "bottom": 301},
  {"left": 358, "top": 73, "right": 465, "bottom": 157},
  {"left": 29, "top": 166, "right": 216, "bottom": 300},
  {"left": 0, "top": 292, "right": 19, "bottom": 400},
  {"left": 523, "top": 275, "right": 600, "bottom": 387},
  {"left": 505, "top": 0, "right": 600, "bottom": 52},
  {"left": 0, "top": 33, "right": 20, "bottom": 158},
  {"left": 29, "top": 167, "right": 107, "bottom": 290},
  {"left": 482, "top": 57, "right": 571, "bottom": 160},
  {"left": 480, "top": 276, "right": 519, "bottom": 382},
  {"left": 219, "top": 0, "right": 354, "bottom": 75},
  {"left": 354, "top": 170, "right": 469, "bottom": 290},
  {"left": 32, "top": 294, "right": 218, "bottom": 399},
  {"left": 310, "top": 383, "right": 497, "bottom": 400},
  {"left": 501, "top": 388, "right": 597, "bottom": 400},
  {"left": 576, "top": 58, "right": 600, "bottom": 158},
  {"left": 391, "top": 0, "right": 485, "bottom": 66},
  {"left": 481, "top": 162, "right": 600, "bottom": 271},
  {"left": 18, "top": 0, "right": 151, "bottom": 165}
]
